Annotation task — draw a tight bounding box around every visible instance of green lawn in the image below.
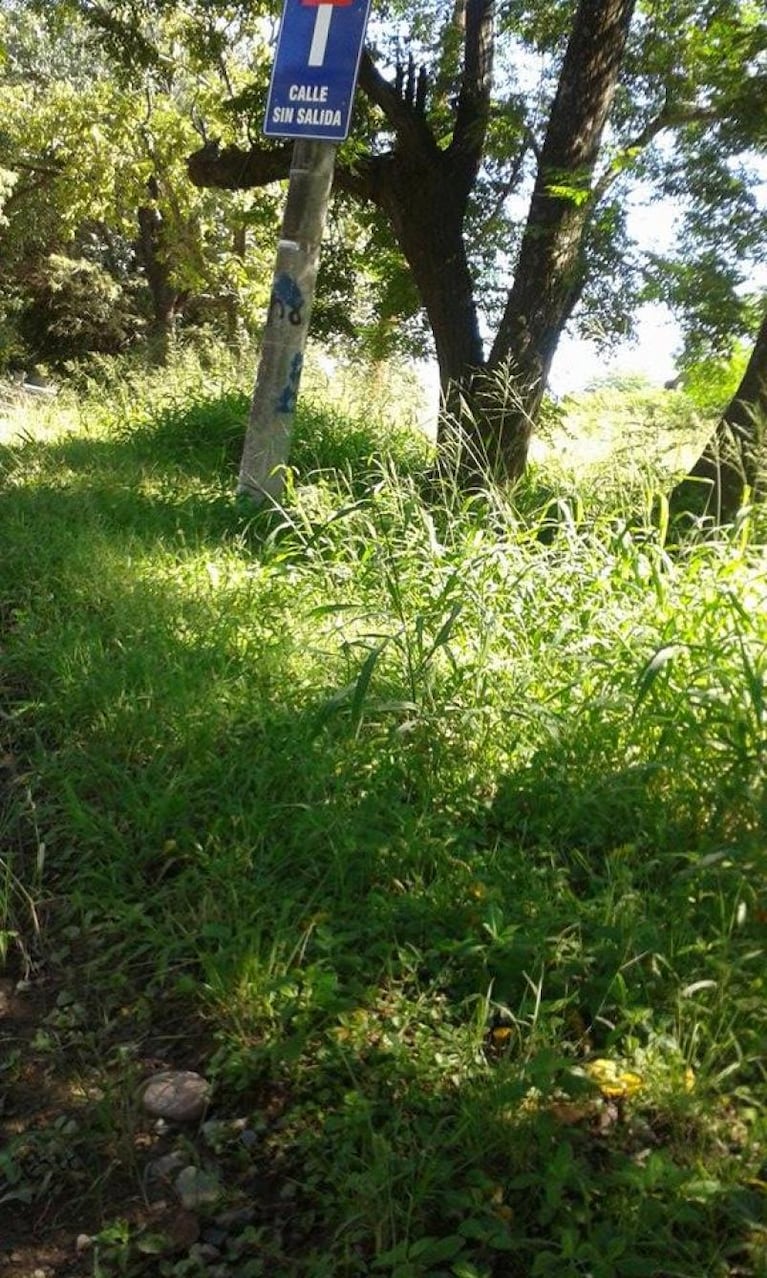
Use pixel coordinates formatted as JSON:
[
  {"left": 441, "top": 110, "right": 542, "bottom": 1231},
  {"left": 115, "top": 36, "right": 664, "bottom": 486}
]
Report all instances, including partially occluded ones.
[{"left": 1, "top": 355, "right": 765, "bottom": 1276}]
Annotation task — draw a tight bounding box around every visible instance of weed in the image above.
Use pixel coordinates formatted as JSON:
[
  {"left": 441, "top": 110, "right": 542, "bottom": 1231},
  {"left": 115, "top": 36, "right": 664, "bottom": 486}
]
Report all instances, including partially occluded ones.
[{"left": 0, "top": 347, "right": 765, "bottom": 1274}]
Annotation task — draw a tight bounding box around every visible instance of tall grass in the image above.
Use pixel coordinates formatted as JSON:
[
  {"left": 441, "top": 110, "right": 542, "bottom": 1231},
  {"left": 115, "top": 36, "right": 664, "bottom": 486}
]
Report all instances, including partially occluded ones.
[{"left": 0, "top": 351, "right": 765, "bottom": 1275}]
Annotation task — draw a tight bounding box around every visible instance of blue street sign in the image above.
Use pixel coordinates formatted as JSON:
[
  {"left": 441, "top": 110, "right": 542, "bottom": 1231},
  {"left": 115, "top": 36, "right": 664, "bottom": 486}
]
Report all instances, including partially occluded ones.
[{"left": 264, "top": 0, "right": 373, "bottom": 141}]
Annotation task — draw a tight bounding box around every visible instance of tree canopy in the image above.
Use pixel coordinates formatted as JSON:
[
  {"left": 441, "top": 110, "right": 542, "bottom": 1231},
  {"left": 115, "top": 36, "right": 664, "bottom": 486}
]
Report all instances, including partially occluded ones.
[
  {"left": 181, "top": 0, "right": 767, "bottom": 474},
  {"left": 1, "top": 0, "right": 765, "bottom": 488}
]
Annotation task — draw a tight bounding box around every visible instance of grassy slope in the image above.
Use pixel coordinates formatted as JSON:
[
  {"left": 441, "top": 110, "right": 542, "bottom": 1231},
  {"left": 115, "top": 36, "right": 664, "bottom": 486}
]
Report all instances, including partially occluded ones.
[{"left": 0, "top": 358, "right": 765, "bottom": 1276}]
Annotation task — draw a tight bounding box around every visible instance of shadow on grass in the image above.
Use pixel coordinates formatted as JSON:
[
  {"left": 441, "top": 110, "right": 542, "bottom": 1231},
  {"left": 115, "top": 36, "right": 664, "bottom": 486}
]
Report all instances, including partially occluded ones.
[
  {"left": 0, "top": 386, "right": 763, "bottom": 1273},
  {"left": 0, "top": 389, "right": 435, "bottom": 569},
  {"left": 8, "top": 665, "right": 762, "bottom": 1270},
  {"left": 4, "top": 694, "right": 763, "bottom": 1272}
]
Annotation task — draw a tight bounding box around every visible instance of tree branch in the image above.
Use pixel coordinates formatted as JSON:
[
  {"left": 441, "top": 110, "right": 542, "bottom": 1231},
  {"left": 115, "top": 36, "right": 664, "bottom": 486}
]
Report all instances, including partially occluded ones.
[
  {"left": 187, "top": 140, "right": 293, "bottom": 190},
  {"left": 4, "top": 174, "right": 57, "bottom": 212},
  {"left": 358, "top": 50, "right": 437, "bottom": 155},
  {"left": 591, "top": 102, "right": 720, "bottom": 205},
  {"left": 2, "top": 156, "right": 64, "bottom": 178},
  {"left": 451, "top": 0, "right": 494, "bottom": 170},
  {"left": 482, "top": 134, "right": 530, "bottom": 226},
  {"left": 77, "top": 0, "right": 159, "bottom": 67},
  {"left": 186, "top": 138, "right": 380, "bottom": 206}
]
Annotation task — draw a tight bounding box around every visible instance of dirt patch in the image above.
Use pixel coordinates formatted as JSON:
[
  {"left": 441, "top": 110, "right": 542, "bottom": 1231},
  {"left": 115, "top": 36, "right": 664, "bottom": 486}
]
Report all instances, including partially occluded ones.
[
  {"left": 0, "top": 955, "right": 297, "bottom": 1277},
  {"left": 0, "top": 975, "right": 89, "bottom": 1276},
  {"left": 1, "top": 967, "right": 192, "bottom": 1273}
]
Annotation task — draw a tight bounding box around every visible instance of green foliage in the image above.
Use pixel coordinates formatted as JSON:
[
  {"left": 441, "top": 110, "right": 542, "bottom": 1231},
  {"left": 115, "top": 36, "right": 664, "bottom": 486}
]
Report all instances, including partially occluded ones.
[
  {"left": 19, "top": 254, "right": 142, "bottom": 363},
  {"left": 533, "top": 375, "right": 708, "bottom": 493},
  {"left": 0, "top": 355, "right": 765, "bottom": 1273},
  {"left": 7, "top": 0, "right": 767, "bottom": 390},
  {"left": 682, "top": 343, "right": 752, "bottom": 415},
  {"left": 0, "top": 1, "right": 275, "bottom": 370}
]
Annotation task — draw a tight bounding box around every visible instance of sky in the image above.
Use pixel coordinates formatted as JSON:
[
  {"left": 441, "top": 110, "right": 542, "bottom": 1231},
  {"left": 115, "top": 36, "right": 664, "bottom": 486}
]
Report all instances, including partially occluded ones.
[
  {"left": 550, "top": 303, "right": 680, "bottom": 395},
  {"left": 416, "top": 194, "right": 685, "bottom": 407},
  {"left": 552, "top": 171, "right": 767, "bottom": 395},
  {"left": 547, "top": 177, "right": 685, "bottom": 395}
]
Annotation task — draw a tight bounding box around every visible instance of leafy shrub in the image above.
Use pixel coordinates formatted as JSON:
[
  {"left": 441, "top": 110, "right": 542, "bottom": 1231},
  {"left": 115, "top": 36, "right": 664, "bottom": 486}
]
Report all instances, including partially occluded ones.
[{"left": 18, "top": 253, "right": 142, "bottom": 365}]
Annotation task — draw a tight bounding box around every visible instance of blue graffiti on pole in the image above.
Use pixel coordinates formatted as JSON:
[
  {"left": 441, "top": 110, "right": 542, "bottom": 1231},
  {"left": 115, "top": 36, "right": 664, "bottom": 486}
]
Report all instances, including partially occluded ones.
[
  {"left": 270, "top": 273, "right": 304, "bottom": 326},
  {"left": 276, "top": 352, "right": 304, "bottom": 413}
]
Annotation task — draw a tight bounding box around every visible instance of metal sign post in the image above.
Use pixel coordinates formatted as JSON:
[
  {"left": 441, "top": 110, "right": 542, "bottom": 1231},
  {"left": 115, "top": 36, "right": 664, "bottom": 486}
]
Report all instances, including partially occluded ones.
[{"left": 238, "top": 0, "right": 372, "bottom": 503}]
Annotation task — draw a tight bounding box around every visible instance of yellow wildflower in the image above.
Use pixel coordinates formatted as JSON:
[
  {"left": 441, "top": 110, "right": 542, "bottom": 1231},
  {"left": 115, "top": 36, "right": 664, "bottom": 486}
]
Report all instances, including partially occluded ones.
[{"left": 585, "top": 1058, "right": 643, "bottom": 1098}]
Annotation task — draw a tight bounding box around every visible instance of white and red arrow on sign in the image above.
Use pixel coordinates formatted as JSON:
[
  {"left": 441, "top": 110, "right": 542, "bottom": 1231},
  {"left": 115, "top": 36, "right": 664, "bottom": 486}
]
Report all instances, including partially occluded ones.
[{"left": 300, "top": 0, "right": 353, "bottom": 67}]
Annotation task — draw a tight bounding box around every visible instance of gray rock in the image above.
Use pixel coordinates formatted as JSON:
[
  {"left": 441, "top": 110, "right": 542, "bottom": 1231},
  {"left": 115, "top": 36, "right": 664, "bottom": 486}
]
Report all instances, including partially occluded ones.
[
  {"left": 202, "top": 1227, "right": 228, "bottom": 1248},
  {"left": 147, "top": 1151, "right": 189, "bottom": 1181},
  {"left": 142, "top": 1071, "right": 211, "bottom": 1123},
  {"left": 196, "top": 1244, "right": 223, "bottom": 1262},
  {"left": 174, "top": 1166, "right": 223, "bottom": 1211},
  {"left": 215, "top": 1206, "right": 256, "bottom": 1229}
]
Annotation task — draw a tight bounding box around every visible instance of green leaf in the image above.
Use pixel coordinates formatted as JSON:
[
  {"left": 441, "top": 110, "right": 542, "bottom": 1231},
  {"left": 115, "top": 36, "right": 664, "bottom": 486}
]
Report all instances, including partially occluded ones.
[
  {"left": 545, "top": 182, "right": 591, "bottom": 206},
  {"left": 373, "top": 1240, "right": 411, "bottom": 1268},
  {"left": 634, "top": 644, "right": 681, "bottom": 707},
  {"left": 684, "top": 1178, "right": 723, "bottom": 1200},
  {"left": 452, "top": 1262, "right": 487, "bottom": 1278},
  {"left": 425, "top": 601, "right": 463, "bottom": 663},
  {"left": 409, "top": 1234, "right": 466, "bottom": 1263},
  {"left": 136, "top": 1232, "right": 169, "bottom": 1255},
  {"left": 351, "top": 641, "right": 388, "bottom": 728}
]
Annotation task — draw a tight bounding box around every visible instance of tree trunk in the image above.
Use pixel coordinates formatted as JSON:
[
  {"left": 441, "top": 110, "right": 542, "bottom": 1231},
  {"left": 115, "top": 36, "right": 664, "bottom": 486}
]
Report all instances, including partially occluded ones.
[
  {"left": 226, "top": 223, "right": 248, "bottom": 348},
  {"left": 486, "top": 0, "right": 636, "bottom": 479},
  {"left": 187, "top": 0, "right": 636, "bottom": 486},
  {"left": 372, "top": 157, "right": 484, "bottom": 391},
  {"left": 137, "top": 189, "right": 185, "bottom": 365},
  {"left": 671, "top": 306, "right": 767, "bottom": 523}
]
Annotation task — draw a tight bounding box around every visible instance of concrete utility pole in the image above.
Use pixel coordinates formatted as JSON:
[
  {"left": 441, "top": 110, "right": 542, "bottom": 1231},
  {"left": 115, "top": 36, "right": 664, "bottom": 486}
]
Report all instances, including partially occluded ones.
[
  {"left": 238, "top": 139, "right": 336, "bottom": 504},
  {"left": 239, "top": 0, "right": 371, "bottom": 504}
]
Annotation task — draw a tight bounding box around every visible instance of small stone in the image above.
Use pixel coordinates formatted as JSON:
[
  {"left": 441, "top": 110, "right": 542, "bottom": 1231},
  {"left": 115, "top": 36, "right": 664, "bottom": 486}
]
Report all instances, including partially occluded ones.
[
  {"left": 174, "top": 1166, "right": 223, "bottom": 1211},
  {"left": 215, "top": 1206, "right": 256, "bottom": 1229},
  {"left": 75, "top": 1235, "right": 93, "bottom": 1254},
  {"left": 142, "top": 1071, "right": 211, "bottom": 1123},
  {"left": 147, "top": 1151, "right": 189, "bottom": 1180},
  {"left": 202, "top": 1227, "right": 227, "bottom": 1248},
  {"left": 197, "top": 1244, "right": 222, "bottom": 1261},
  {"left": 165, "top": 1208, "right": 201, "bottom": 1252}
]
